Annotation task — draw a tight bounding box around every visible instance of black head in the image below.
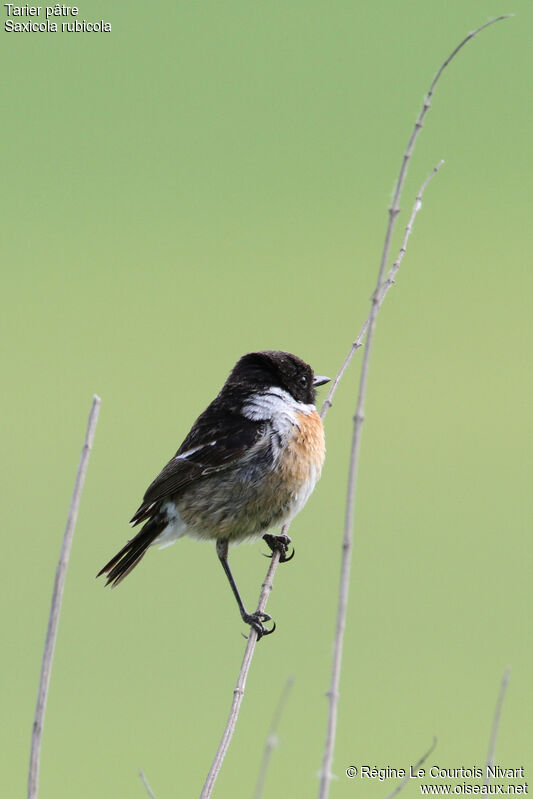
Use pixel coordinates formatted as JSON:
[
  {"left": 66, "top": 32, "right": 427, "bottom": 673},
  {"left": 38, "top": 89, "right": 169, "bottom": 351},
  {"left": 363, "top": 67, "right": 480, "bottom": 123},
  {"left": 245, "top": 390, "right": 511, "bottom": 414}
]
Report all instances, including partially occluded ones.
[{"left": 226, "top": 350, "right": 330, "bottom": 405}]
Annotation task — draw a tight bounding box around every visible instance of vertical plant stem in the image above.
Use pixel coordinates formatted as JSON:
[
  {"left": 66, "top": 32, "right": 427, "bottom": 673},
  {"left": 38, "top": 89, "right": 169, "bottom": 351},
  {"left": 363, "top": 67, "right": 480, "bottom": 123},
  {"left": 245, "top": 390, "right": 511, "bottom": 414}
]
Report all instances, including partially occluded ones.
[
  {"left": 27, "top": 395, "right": 101, "bottom": 799},
  {"left": 199, "top": 549, "right": 282, "bottom": 799},
  {"left": 253, "top": 675, "right": 295, "bottom": 799},
  {"left": 318, "top": 165, "right": 440, "bottom": 797},
  {"left": 484, "top": 667, "right": 511, "bottom": 785},
  {"left": 139, "top": 769, "right": 157, "bottom": 799},
  {"left": 318, "top": 18, "right": 510, "bottom": 797}
]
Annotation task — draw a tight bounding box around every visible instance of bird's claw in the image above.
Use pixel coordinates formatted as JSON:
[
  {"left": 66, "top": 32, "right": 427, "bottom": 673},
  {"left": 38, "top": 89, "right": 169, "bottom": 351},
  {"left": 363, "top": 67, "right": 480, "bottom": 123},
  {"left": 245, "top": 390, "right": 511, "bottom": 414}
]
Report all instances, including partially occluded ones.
[
  {"left": 262, "top": 533, "right": 295, "bottom": 563},
  {"left": 242, "top": 611, "right": 276, "bottom": 640}
]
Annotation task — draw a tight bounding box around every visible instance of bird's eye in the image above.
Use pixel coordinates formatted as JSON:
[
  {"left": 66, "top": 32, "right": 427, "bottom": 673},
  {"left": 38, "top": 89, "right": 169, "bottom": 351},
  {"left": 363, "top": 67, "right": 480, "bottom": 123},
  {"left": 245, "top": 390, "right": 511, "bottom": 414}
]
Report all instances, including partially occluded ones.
[{"left": 299, "top": 375, "right": 308, "bottom": 387}]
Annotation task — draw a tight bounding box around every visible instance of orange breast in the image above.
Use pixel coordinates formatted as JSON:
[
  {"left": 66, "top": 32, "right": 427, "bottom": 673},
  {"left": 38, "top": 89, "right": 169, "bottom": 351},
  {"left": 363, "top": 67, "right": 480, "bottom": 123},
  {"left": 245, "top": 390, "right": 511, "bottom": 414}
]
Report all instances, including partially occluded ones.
[{"left": 279, "top": 410, "right": 326, "bottom": 485}]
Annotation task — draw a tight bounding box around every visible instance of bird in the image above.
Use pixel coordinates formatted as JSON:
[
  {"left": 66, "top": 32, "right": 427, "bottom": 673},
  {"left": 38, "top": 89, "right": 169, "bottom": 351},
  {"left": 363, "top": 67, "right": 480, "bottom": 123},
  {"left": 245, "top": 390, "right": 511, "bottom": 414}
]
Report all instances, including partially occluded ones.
[{"left": 97, "top": 350, "right": 330, "bottom": 638}]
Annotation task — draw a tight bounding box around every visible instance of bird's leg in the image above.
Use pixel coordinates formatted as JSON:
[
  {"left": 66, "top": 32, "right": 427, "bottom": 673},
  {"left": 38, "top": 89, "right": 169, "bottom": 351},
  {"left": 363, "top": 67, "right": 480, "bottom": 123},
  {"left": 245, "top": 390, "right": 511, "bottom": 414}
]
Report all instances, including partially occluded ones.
[
  {"left": 262, "top": 532, "right": 294, "bottom": 563},
  {"left": 216, "top": 538, "right": 275, "bottom": 639}
]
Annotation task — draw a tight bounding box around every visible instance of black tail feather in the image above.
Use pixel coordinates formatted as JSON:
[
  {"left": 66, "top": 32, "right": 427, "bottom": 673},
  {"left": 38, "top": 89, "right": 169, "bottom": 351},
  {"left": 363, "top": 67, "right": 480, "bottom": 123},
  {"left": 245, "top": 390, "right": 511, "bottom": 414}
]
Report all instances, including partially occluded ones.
[{"left": 97, "top": 517, "right": 164, "bottom": 588}]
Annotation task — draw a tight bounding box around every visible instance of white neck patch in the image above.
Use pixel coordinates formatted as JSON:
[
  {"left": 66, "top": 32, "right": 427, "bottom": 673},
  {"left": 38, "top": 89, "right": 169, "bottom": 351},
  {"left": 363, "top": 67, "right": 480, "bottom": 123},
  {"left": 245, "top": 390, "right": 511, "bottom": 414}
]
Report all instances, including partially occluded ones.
[{"left": 242, "top": 387, "right": 315, "bottom": 425}]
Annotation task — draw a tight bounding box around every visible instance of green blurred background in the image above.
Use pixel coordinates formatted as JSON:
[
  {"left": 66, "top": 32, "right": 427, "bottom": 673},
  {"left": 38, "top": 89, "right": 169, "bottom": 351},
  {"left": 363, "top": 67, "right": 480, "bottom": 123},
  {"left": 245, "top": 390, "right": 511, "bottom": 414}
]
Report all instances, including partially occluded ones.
[{"left": 1, "top": 1, "right": 531, "bottom": 797}]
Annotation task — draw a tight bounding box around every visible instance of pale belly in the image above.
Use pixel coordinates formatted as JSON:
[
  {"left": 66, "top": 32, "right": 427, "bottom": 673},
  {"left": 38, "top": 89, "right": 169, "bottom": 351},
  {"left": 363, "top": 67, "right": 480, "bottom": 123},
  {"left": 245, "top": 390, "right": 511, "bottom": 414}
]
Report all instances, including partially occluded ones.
[{"left": 154, "top": 409, "right": 325, "bottom": 546}]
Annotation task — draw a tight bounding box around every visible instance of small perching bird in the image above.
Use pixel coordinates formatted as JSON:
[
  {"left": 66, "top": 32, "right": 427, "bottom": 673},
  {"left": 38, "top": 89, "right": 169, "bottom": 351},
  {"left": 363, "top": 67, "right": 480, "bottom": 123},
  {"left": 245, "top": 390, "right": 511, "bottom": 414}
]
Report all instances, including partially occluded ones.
[{"left": 98, "top": 350, "right": 329, "bottom": 638}]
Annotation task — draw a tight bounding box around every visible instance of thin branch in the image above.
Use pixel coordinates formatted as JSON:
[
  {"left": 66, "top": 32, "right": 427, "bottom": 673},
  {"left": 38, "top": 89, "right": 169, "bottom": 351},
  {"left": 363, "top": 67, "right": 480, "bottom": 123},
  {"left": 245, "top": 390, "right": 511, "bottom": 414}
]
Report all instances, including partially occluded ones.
[
  {"left": 318, "top": 18, "right": 511, "bottom": 798},
  {"left": 320, "top": 14, "right": 512, "bottom": 419},
  {"left": 321, "top": 160, "right": 444, "bottom": 421},
  {"left": 253, "top": 675, "right": 295, "bottom": 799},
  {"left": 27, "top": 395, "right": 101, "bottom": 799},
  {"left": 484, "top": 667, "right": 511, "bottom": 785},
  {"left": 139, "top": 769, "right": 157, "bottom": 799},
  {"left": 383, "top": 736, "right": 438, "bottom": 799},
  {"left": 318, "top": 165, "right": 440, "bottom": 797},
  {"left": 199, "top": 549, "right": 282, "bottom": 799}
]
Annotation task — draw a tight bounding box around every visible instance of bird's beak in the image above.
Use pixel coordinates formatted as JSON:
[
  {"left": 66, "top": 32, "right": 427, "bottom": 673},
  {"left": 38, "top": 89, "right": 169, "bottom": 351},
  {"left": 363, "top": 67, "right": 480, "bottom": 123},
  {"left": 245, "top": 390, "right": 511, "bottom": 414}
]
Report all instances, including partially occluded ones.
[{"left": 313, "top": 375, "right": 331, "bottom": 387}]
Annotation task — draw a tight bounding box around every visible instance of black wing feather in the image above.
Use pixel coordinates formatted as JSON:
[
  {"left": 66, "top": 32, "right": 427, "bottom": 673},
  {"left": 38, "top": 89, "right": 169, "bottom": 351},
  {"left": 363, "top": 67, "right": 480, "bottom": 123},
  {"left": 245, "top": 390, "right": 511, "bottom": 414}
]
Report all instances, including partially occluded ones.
[{"left": 130, "top": 403, "right": 264, "bottom": 526}]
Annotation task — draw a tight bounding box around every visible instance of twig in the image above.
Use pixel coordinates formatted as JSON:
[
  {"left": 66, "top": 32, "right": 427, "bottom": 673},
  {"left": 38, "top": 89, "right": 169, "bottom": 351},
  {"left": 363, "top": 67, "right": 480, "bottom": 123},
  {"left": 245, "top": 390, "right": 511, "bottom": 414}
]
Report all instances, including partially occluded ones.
[
  {"left": 140, "top": 769, "right": 157, "bottom": 799},
  {"left": 321, "top": 160, "right": 444, "bottom": 421},
  {"left": 253, "top": 675, "right": 295, "bottom": 799},
  {"left": 318, "top": 18, "right": 510, "bottom": 798},
  {"left": 383, "top": 736, "right": 438, "bottom": 799},
  {"left": 319, "top": 165, "right": 440, "bottom": 796},
  {"left": 484, "top": 667, "right": 511, "bottom": 785},
  {"left": 320, "top": 14, "right": 512, "bottom": 420},
  {"left": 27, "top": 395, "right": 101, "bottom": 799},
  {"left": 199, "top": 549, "right": 282, "bottom": 799}
]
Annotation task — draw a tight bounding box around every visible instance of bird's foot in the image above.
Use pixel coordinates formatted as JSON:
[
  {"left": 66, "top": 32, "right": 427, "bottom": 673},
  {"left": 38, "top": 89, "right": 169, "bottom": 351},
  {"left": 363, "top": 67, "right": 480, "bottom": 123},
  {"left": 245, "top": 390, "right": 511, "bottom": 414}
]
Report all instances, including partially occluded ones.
[
  {"left": 262, "top": 533, "right": 294, "bottom": 563},
  {"left": 242, "top": 610, "right": 276, "bottom": 640}
]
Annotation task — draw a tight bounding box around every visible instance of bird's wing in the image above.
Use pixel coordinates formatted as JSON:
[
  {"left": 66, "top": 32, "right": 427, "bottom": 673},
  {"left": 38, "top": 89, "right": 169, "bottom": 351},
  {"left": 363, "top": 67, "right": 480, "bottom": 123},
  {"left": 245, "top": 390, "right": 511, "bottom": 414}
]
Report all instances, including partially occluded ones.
[{"left": 130, "top": 413, "right": 265, "bottom": 526}]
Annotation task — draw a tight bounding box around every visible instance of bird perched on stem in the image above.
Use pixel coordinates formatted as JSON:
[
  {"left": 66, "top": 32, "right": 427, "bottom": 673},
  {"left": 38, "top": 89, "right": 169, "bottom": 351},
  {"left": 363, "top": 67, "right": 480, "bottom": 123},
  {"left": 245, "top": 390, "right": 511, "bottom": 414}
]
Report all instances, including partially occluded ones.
[{"left": 98, "top": 350, "right": 329, "bottom": 638}]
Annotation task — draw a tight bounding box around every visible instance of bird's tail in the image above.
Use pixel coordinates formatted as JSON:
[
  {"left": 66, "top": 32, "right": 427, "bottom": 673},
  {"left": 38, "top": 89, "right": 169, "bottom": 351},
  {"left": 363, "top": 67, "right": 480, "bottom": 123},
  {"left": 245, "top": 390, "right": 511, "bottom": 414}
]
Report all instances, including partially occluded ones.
[{"left": 97, "top": 517, "right": 164, "bottom": 587}]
